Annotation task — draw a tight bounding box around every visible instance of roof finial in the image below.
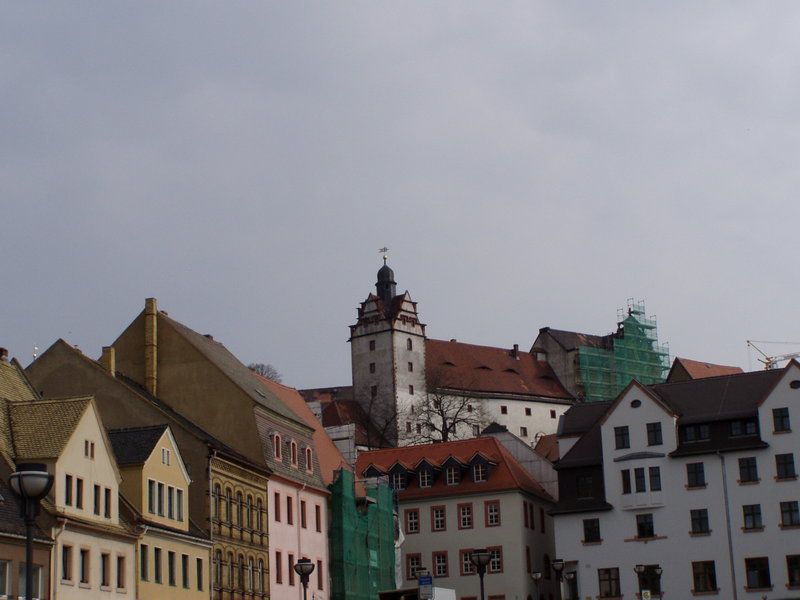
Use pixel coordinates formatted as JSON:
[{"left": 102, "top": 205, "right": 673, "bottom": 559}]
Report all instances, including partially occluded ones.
[{"left": 379, "top": 246, "right": 389, "bottom": 265}]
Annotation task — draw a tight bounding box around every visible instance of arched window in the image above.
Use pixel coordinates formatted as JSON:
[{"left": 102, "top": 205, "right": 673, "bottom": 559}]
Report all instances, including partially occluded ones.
[
  {"left": 214, "top": 550, "right": 222, "bottom": 588},
  {"left": 236, "top": 491, "right": 243, "bottom": 526},
  {"left": 226, "top": 552, "right": 234, "bottom": 589},
  {"left": 246, "top": 495, "right": 253, "bottom": 529},
  {"left": 238, "top": 554, "right": 245, "bottom": 591},
  {"left": 213, "top": 483, "right": 221, "bottom": 519},
  {"left": 257, "top": 498, "right": 264, "bottom": 532},
  {"left": 305, "top": 447, "right": 313, "bottom": 472},
  {"left": 225, "top": 488, "right": 232, "bottom": 523},
  {"left": 258, "top": 559, "right": 265, "bottom": 594},
  {"left": 247, "top": 557, "right": 254, "bottom": 592},
  {"left": 290, "top": 441, "right": 298, "bottom": 466},
  {"left": 273, "top": 434, "right": 282, "bottom": 460},
  {"left": 407, "top": 338, "right": 413, "bottom": 350}
]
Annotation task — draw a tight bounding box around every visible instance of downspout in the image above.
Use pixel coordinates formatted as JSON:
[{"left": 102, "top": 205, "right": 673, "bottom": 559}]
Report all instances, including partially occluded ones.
[
  {"left": 718, "top": 452, "right": 738, "bottom": 600},
  {"left": 296, "top": 481, "right": 307, "bottom": 600},
  {"left": 209, "top": 448, "right": 218, "bottom": 598},
  {"left": 50, "top": 518, "right": 67, "bottom": 600}
]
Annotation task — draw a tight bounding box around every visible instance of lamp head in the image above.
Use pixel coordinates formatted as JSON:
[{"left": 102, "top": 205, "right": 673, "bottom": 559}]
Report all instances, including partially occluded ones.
[
  {"left": 564, "top": 572, "right": 576, "bottom": 581},
  {"left": 634, "top": 564, "right": 646, "bottom": 574},
  {"left": 9, "top": 463, "right": 53, "bottom": 501},
  {"left": 531, "top": 572, "right": 542, "bottom": 581},
  {"left": 293, "top": 558, "right": 315, "bottom": 578},
  {"left": 552, "top": 559, "right": 565, "bottom": 573},
  {"left": 655, "top": 566, "right": 663, "bottom": 576},
  {"left": 470, "top": 548, "right": 491, "bottom": 568}
]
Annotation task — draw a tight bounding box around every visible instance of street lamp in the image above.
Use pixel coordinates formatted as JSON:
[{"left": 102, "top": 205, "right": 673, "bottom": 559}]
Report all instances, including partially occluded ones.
[
  {"left": 9, "top": 463, "right": 53, "bottom": 600},
  {"left": 564, "top": 572, "right": 576, "bottom": 600},
  {"left": 470, "top": 548, "right": 491, "bottom": 600},
  {"left": 634, "top": 564, "right": 645, "bottom": 598},
  {"left": 293, "top": 557, "right": 315, "bottom": 600},
  {"left": 552, "top": 558, "right": 565, "bottom": 581},
  {"left": 531, "top": 571, "right": 542, "bottom": 599},
  {"left": 655, "top": 566, "right": 663, "bottom": 597}
]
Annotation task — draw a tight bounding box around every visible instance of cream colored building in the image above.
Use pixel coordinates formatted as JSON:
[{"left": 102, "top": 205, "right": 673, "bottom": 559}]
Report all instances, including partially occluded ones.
[{"left": 108, "top": 424, "right": 211, "bottom": 600}]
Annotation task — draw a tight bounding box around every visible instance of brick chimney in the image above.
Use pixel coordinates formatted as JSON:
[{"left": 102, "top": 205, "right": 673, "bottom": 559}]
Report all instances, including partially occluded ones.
[
  {"left": 100, "top": 346, "right": 116, "bottom": 377},
  {"left": 144, "top": 298, "right": 158, "bottom": 396},
  {"left": 0, "top": 348, "right": 8, "bottom": 362}
]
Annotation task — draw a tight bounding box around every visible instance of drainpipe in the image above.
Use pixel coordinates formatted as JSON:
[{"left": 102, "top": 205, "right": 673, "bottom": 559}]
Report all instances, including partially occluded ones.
[
  {"left": 209, "top": 448, "right": 218, "bottom": 599},
  {"left": 718, "top": 452, "right": 738, "bottom": 600},
  {"left": 50, "top": 518, "right": 67, "bottom": 600}
]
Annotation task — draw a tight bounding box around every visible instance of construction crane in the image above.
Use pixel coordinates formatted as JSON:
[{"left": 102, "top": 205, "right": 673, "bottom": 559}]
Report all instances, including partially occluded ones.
[{"left": 747, "top": 340, "right": 800, "bottom": 370}]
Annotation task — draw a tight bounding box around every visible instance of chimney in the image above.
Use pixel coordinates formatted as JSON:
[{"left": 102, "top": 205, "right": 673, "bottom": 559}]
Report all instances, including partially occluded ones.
[
  {"left": 512, "top": 344, "right": 519, "bottom": 358},
  {"left": 0, "top": 348, "right": 8, "bottom": 362},
  {"left": 100, "top": 346, "right": 116, "bottom": 377},
  {"left": 144, "top": 298, "right": 158, "bottom": 396}
]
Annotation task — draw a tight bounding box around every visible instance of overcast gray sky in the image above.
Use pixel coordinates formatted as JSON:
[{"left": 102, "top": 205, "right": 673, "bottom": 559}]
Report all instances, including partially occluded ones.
[{"left": 3, "top": 2, "right": 800, "bottom": 388}]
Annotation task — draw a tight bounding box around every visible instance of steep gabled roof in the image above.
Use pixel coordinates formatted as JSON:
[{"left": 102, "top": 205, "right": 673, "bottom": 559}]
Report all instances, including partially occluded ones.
[
  {"left": 108, "top": 425, "right": 169, "bottom": 466},
  {"left": 557, "top": 401, "right": 611, "bottom": 437},
  {"left": 8, "top": 396, "right": 92, "bottom": 460},
  {"left": 668, "top": 357, "right": 743, "bottom": 382},
  {"left": 426, "top": 339, "right": 573, "bottom": 401},
  {"left": 0, "top": 358, "right": 38, "bottom": 402},
  {"left": 536, "top": 328, "right": 614, "bottom": 352},
  {"left": 356, "top": 437, "right": 553, "bottom": 503}
]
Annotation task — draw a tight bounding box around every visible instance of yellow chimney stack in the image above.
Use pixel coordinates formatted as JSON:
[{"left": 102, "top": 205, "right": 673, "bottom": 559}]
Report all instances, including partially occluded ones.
[
  {"left": 100, "top": 346, "right": 116, "bottom": 377},
  {"left": 145, "top": 297, "right": 157, "bottom": 396}
]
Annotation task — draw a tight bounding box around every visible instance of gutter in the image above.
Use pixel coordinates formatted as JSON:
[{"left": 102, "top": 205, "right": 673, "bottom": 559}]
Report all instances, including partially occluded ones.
[
  {"left": 209, "top": 448, "right": 218, "bottom": 595},
  {"left": 718, "top": 452, "right": 738, "bottom": 600}
]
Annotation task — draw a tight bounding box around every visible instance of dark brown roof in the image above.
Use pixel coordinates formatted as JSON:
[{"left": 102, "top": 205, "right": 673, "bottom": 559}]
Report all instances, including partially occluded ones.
[
  {"left": 534, "top": 433, "right": 559, "bottom": 462},
  {"left": 668, "top": 357, "right": 744, "bottom": 382},
  {"left": 537, "top": 327, "right": 614, "bottom": 352},
  {"left": 558, "top": 401, "right": 611, "bottom": 437},
  {"left": 108, "top": 425, "right": 168, "bottom": 466},
  {"left": 425, "top": 339, "right": 573, "bottom": 401}
]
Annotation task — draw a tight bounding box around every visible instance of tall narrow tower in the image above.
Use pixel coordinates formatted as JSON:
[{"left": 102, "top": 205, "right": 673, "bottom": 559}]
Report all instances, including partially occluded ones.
[{"left": 350, "top": 261, "right": 426, "bottom": 446}]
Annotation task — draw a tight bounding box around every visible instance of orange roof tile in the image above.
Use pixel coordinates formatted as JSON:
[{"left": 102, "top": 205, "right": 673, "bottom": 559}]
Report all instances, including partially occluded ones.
[
  {"left": 672, "top": 357, "right": 744, "bottom": 380},
  {"left": 355, "top": 437, "right": 553, "bottom": 503}
]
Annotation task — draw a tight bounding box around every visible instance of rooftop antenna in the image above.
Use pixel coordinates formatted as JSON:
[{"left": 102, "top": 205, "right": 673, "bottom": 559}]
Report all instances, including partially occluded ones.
[
  {"left": 32, "top": 345, "right": 38, "bottom": 360},
  {"left": 378, "top": 246, "right": 389, "bottom": 265}
]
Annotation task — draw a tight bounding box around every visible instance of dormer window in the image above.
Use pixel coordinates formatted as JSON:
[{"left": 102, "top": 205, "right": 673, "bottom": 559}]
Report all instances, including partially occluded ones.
[
  {"left": 273, "top": 434, "right": 282, "bottom": 460},
  {"left": 730, "top": 418, "right": 757, "bottom": 437},
  {"left": 305, "top": 448, "right": 313, "bottom": 472},
  {"left": 290, "top": 442, "right": 298, "bottom": 467},
  {"left": 390, "top": 472, "right": 406, "bottom": 491},
  {"left": 445, "top": 466, "right": 460, "bottom": 485},
  {"left": 419, "top": 470, "right": 432, "bottom": 488},
  {"left": 473, "top": 464, "right": 487, "bottom": 482}
]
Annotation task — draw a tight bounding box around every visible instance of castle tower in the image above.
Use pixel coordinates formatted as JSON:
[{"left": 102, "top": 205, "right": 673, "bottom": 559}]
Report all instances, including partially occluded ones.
[{"left": 349, "top": 260, "right": 426, "bottom": 446}]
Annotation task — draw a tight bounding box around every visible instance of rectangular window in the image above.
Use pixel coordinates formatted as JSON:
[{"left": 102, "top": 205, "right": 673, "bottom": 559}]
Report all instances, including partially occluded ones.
[
  {"left": 529, "top": 503, "right": 535, "bottom": 530},
  {"left": 406, "top": 554, "right": 421, "bottom": 580},
  {"left": 646, "top": 422, "right": 663, "bottom": 446},
  {"left": 473, "top": 463, "right": 487, "bottom": 482},
  {"left": 65, "top": 474, "right": 73, "bottom": 506},
  {"left": 431, "top": 506, "right": 446, "bottom": 531},
  {"left": 526, "top": 546, "right": 531, "bottom": 573},
  {"left": 17, "top": 563, "right": 41, "bottom": 599},
  {"left": 408, "top": 361, "right": 413, "bottom": 372},
  {"left": 731, "top": 418, "right": 758, "bottom": 437},
  {"left": 774, "top": 407, "right": 791, "bottom": 432},
  {"left": 300, "top": 500, "right": 307, "bottom": 528},
  {"left": 147, "top": 480, "right": 155, "bottom": 513},
  {"left": 93, "top": 484, "right": 101, "bottom": 515},
  {"left": 682, "top": 424, "right": 710, "bottom": 442},
  {"left": 523, "top": 501, "right": 529, "bottom": 527},
  {"left": 140, "top": 545, "right": 148, "bottom": 581},
  {"left": 390, "top": 472, "right": 406, "bottom": 490},
  {"left": 315, "top": 504, "right": 321, "bottom": 532},
  {"left": 289, "top": 554, "right": 296, "bottom": 586},
  {"left": 80, "top": 548, "right": 90, "bottom": 584},
  {"left": 781, "top": 501, "right": 800, "bottom": 526},
  {"left": 485, "top": 500, "right": 501, "bottom": 526},
  {"left": 168, "top": 486, "right": 174, "bottom": 519},
  {"left": 76, "top": 478, "right": 84, "bottom": 509},
  {"left": 369, "top": 340, "right": 375, "bottom": 351},
  {"left": 0, "top": 560, "right": 8, "bottom": 597},
  {"left": 692, "top": 561, "right": 717, "bottom": 593},
  {"left": 576, "top": 475, "right": 593, "bottom": 499},
  {"left": 598, "top": 567, "right": 621, "bottom": 598},
  {"left": 433, "top": 551, "right": 448, "bottom": 577},
  {"left": 634, "top": 468, "right": 646, "bottom": 493},
  {"left": 117, "top": 555, "right": 125, "bottom": 589},
  {"left": 687, "top": 462, "right": 706, "bottom": 487},
  {"left": 540, "top": 507, "right": 545, "bottom": 532},
  {"left": 445, "top": 466, "right": 460, "bottom": 485},
  {"left": 787, "top": 555, "right": 800, "bottom": 587},
  {"left": 636, "top": 513, "right": 655, "bottom": 538},
  {"left": 525, "top": 407, "right": 532, "bottom": 416},
  {"left": 776, "top": 453, "right": 797, "bottom": 479},
  {"left": 369, "top": 362, "right": 375, "bottom": 373},
  {"left": 176, "top": 489, "right": 183, "bottom": 521},
  {"left": 370, "top": 385, "right": 377, "bottom": 398},
  {"left": 196, "top": 558, "right": 203, "bottom": 591},
  {"left": 181, "top": 554, "right": 189, "bottom": 589},
  {"left": 104, "top": 488, "right": 111, "bottom": 518},
  {"left": 157, "top": 482, "right": 164, "bottom": 516},
  {"left": 101, "top": 552, "right": 110, "bottom": 587},
  {"left": 287, "top": 497, "right": 294, "bottom": 525},
  {"left": 739, "top": 457, "right": 759, "bottom": 482},
  {"left": 316, "top": 560, "right": 323, "bottom": 590},
  {"left": 62, "top": 545, "right": 73, "bottom": 581},
  {"left": 500, "top": 406, "right": 508, "bottom": 415},
  {"left": 520, "top": 426, "right": 528, "bottom": 437},
  {"left": 691, "top": 509, "right": 710, "bottom": 534},
  {"left": 405, "top": 509, "right": 419, "bottom": 533},
  {"left": 275, "top": 551, "right": 282, "bottom": 584},
  {"left": 614, "top": 426, "right": 630, "bottom": 449},
  {"left": 583, "top": 518, "right": 601, "bottom": 543},
  {"left": 409, "top": 385, "right": 414, "bottom": 395},
  {"left": 743, "top": 504, "right": 763, "bottom": 530},
  {"left": 274, "top": 492, "right": 280, "bottom": 521},
  {"left": 459, "top": 503, "right": 473, "bottom": 529},
  {"left": 154, "top": 548, "right": 162, "bottom": 584},
  {"left": 419, "top": 470, "right": 432, "bottom": 487},
  {"left": 460, "top": 549, "right": 476, "bottom": 575},
  {"left": 649, "top": 466, "right": 662, "bottom": 491},
  {"left": 168, "top": 551, "right": 176, "bottom": 586},
  {"left": 621, "top": 469, "right": 631, "bottom": 494},
  {"left": 745, "top": 557, "right": 771, "bottom": 589},
  {"left": 488, "top": 547, "right": 503, "bottom": 573}
]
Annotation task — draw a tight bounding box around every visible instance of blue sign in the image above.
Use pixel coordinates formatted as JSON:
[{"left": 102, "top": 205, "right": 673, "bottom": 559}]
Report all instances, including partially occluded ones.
[{"left": 418, "top": 574, "right": 433, "bottom": 599}]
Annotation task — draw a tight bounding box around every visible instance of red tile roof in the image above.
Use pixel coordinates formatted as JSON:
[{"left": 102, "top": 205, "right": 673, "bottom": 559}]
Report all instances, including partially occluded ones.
[
  {"left": 533, "top": 433, "right": 559, "bottom": 462},
  {"left": 671, "top": 357, "right": 744, "bottom": 380},
  {"left": 425, "top": 339, "right": 572, "bottom": 400},
  {"left": 355, "top": 437, "right": 553, "bottom": 503}
]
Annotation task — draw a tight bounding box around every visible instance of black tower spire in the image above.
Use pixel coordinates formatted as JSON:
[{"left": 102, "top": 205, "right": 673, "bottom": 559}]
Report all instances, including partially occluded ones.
[{"left": 376, "top": 255, "right": 396, "bottom": 305}]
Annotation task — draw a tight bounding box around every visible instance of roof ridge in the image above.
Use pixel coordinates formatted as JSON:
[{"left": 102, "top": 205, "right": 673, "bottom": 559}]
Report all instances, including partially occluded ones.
[
  {"left": 108, "top": 424, "right": 168, "bottom": 434},
  {"left": 19, "top": 395, "right": 92, "bottom": 405},
  {"left": 427, "top": 338, "right": 524, "bottom": 353},
  {"left": 654, "top": 368, "right": 773, "bottom": 388}
]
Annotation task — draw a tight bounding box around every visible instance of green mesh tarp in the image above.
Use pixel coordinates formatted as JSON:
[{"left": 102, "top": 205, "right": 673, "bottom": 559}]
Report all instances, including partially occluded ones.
[{"left": 329, "top": 469, "right": 396, "bottom": 600}]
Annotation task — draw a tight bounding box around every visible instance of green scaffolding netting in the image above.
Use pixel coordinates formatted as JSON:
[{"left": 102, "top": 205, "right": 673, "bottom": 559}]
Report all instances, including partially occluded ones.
[{"left": 329, "top": 469, "right": 396, "bottom": 600}]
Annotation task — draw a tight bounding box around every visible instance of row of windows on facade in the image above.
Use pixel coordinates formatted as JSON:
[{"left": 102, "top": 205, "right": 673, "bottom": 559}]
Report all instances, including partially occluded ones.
[
  {"left": 147, "top": 479, "right": 184, "bottom": 521},
  {"left": 404, "top": 500, "right": 546, "bottom": 534},
  {"left": 139, "top": 545, "right": 204, "bottom": 591},
  {"left": 60, "top": 545, "right": 128, "bottom": 590},
  {"left": 390, "top": 463, "right": 489, "bottom": 491},
  {"left": 271, "top": 434, "right": 314, "bottom": 471},
  {"left": 368, "top": 338, "right": 414, "bottom": 352},
  {"left": 613, "top": 408, "right": 792, "bottom": 451},
  {"left": 405, "top": 547, "right": 504, "bottom": 580},
  {"left": 592, "top": 555, "right": 800, "bottom": 597},
  {"left": 211, "top": 551, "right": 266, "bottom": 595},
  {"left": 369, "top": 360, "right": 415, "bottom": 374},
  {"left": 271, "top": 491, "right": 323, "bottom": 531},
  {"left": 63, "top": 474, "right": 113, "bottom": 518},
  {"left": 580, "top": 499, "right": 800, "bottom": 546},
  {"left": 272, "top": 551, "right": 324, "bottom": 591},
  {"left": 212, "top": 485, "right": 266, "bottom": 533},
  {"left": 0, "top": 560, "right": 44, "bottom": 599}
]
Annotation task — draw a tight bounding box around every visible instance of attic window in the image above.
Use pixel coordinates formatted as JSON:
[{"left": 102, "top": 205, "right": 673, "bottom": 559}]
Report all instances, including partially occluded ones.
[
  {"left": 273, "top": 434, "right": 282, "bottom": 460},
  {"left": 504, "top": 368, "right": 518, "bottom": 374},
  {"left": 791, "top": 380, "right": 800, "bottom": 389},
  {"left": 630, "top": 400, "right": 642, "bottom": 408},
  {"left": 477, "top": 365, "right": 492, "bottom": 371},
  {"left": 443, "top": 361, "right": 456, "bottom": 367}
]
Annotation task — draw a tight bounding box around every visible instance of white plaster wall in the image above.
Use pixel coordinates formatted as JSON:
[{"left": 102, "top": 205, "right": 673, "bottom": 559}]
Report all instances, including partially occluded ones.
[{"left": 482, "top": 397, "right": 569, "bottom": 443}]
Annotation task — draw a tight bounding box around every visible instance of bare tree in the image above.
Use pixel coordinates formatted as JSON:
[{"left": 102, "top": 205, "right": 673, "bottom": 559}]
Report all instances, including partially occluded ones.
[
  {"left": 247, "top": 363, "right": 282, "bottom": 383},
  {"left": 358, "top": 393, "right": 399, "bottom": 450},
  {"left": 409, "top": 367, "right": 489, "bottom": 443}
]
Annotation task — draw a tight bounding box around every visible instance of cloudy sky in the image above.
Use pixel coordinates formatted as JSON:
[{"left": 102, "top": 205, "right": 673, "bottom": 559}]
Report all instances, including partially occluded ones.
[{"left": 3, "top": 3, "right": 800, "bottom": 388}]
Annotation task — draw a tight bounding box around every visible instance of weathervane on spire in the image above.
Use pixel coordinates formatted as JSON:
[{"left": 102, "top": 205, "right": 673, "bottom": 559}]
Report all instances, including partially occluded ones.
[{"left": 378, "top": 246, "right": 389, "bottom": 265}]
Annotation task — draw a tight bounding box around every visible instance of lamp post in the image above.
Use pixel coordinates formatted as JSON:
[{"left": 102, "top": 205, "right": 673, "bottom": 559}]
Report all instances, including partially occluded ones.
[
  {"left": 634, "top": 564, "right": 645, "bottom": 599},
  {"left": 9, "top": 463, "right": 53, "bottom": 600},
  {"left": 531, "top": 571, "right": 542, "bottom": 599},
  {"left": 470, "top": 548, "right": 491, "bottom": 600},
  {"left": 293, "top": 557, "right": 315, "bottom": 600},
  {"left": 564, "top": 571, "right": 576, "bottom": 600},
  {"left": 655, "top": 566, "right": 663, "bottom": 597}
]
